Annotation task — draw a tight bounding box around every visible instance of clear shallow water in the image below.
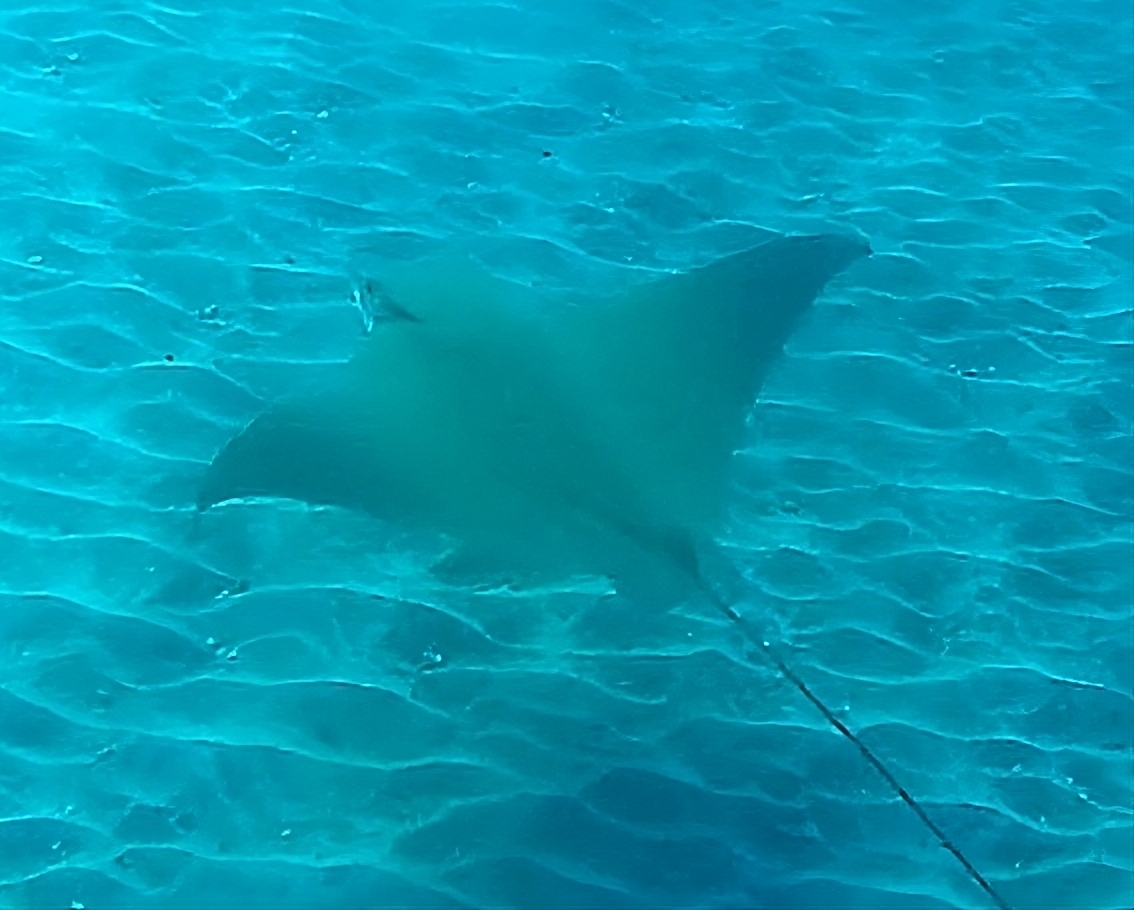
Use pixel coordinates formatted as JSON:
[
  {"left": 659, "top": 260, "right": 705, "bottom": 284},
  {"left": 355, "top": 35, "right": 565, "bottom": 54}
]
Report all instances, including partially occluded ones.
[{"left": 0, "top": 1, "right": 1131, "bottom": 908}]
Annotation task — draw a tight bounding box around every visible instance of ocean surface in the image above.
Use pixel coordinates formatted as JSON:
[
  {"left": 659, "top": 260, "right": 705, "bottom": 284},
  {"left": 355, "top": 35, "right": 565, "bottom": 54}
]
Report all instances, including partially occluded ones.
[{"left": 0, "top": 1, "right": 1131, "bottom": 908}]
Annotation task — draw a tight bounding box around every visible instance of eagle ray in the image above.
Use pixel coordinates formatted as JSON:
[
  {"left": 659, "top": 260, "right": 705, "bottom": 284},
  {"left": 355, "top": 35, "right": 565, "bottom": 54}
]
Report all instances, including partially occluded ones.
[
  {"left": 198, "top": 232, "right": 1011, "bottom": 910},
  {"left": 200, "top": 233, "right": 869, "bottom": 597}
]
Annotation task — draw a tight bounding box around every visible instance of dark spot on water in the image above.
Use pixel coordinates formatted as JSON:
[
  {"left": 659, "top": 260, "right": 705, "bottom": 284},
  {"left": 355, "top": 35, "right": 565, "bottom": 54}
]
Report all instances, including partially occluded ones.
[
  {"left": 542, "top": 150, "right": 552, "bottom": 157},
  {"left": 173, "top": 812, "right": 197, "bottom": 834},
  {"left": 314, "top": 721, "right": 342, "bottom": 748},
  {"left": 284, "top": 254, "right": 296, "bottom": 264},
  {"left": 1060, "top": 212, "right": 1108, "bottom": 235},
  {"left": 163, "top": 354, "right": 174, "bottom": 362},
  {"left": 1069, "top": 397, "right": 1117, "bottom": 436},
  {"left": 115, "top": 804, "right": 184, "bottom": 844}
]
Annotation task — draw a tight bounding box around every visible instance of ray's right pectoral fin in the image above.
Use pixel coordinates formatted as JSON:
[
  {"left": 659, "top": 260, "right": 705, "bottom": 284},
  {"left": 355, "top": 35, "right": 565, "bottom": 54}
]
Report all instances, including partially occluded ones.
[{"left": 198, "top": 401, "right": 378, "bottom": 515}]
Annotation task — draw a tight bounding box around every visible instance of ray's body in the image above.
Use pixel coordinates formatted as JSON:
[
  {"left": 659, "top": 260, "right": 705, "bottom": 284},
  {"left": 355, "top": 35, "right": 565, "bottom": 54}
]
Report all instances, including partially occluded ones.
[
  {"left": 197, "top": 232, "right": 1014, "bottom": 910},
  {"left": 200, "top": 233, "right": 869, "bottom": 600}
]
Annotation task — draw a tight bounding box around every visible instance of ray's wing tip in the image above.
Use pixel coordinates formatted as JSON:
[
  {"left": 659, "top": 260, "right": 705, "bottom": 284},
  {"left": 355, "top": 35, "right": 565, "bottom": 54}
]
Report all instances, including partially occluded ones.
[
  {"left": 196, "top": 436, "right": 252, "bottom": 513},
  {"left": 844, "top": 230, "right": 872, "bottom": 257},
  {"left": 802, "top": 229, "right": 871, "bottom": 255},
  {"left": 791, "top": 230, "right": 873, "bottom": 279},
  {"left": 847, "top": 230, "right": 873, "bottom": 259},
  {"left": 196, "top": 465, "right": 225, "bottom": 513}
]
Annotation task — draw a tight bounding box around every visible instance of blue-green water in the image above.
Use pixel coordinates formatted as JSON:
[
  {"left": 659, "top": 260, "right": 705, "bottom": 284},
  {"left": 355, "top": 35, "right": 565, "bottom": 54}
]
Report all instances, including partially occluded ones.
[{"left": 0, "top": 1, "right": 1130, "bottom": 908}]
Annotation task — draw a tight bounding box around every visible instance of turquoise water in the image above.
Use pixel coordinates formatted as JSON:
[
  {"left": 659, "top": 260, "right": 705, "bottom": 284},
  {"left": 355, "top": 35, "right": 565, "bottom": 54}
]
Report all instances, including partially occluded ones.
[{"left": 0, "top": 1, "right": 1131, "bottom": 908}]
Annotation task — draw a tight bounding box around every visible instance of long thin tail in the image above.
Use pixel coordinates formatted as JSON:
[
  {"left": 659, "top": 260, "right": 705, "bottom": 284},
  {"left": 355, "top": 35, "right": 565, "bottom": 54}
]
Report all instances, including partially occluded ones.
[{"left": 714, "top": 598, "right": 1013, "bottom": 910}]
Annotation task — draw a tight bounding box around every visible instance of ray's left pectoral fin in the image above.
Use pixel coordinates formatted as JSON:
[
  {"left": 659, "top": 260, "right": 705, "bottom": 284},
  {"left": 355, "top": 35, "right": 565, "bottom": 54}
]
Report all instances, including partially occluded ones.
[{"left": 198, "top": 399, "right": 380, "bottom": 515}]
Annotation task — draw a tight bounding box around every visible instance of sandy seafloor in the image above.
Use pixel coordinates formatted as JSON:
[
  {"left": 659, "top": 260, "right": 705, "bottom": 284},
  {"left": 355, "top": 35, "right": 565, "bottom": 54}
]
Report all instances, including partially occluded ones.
[{"left": 0, "top": 0, "right": 1131, "bottom": 908}]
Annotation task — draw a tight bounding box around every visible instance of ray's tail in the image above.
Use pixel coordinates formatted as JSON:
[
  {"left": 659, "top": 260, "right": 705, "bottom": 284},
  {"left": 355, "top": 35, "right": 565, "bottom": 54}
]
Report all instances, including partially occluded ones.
[{"left": 712, "top": 597, "right": 1013, "bottom": 910}]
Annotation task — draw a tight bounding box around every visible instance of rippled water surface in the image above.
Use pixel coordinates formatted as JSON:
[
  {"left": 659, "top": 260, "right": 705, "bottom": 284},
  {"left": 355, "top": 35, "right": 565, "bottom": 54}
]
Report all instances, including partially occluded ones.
[{"left": 0, "top": 1, "right": 1131, "bottom": 908}]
